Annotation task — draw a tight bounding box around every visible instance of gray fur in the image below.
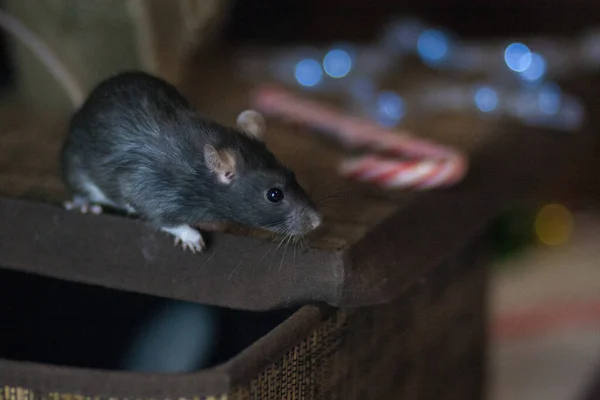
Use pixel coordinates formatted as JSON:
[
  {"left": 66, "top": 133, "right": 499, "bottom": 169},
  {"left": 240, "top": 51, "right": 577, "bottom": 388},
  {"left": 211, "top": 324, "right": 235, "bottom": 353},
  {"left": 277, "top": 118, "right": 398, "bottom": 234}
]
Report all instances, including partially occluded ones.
[{"left": 60, "top": 71, "right": 320, "bottom": 235}]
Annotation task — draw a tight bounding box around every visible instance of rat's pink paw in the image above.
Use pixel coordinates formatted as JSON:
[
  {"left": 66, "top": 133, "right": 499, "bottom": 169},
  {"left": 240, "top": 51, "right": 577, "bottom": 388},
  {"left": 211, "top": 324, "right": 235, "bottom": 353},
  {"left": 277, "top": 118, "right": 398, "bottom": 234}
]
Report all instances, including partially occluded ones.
[{"left": 162, "top": 225, "right": 205, "bottom": 254}]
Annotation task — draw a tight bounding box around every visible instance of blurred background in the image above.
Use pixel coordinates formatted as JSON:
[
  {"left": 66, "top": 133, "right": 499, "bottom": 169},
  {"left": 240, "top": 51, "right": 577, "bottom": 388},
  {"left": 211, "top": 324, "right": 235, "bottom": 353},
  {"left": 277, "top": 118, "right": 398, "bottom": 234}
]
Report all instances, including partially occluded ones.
[{"left": 1, "top": 1, "right": 600, "bottom": 400}]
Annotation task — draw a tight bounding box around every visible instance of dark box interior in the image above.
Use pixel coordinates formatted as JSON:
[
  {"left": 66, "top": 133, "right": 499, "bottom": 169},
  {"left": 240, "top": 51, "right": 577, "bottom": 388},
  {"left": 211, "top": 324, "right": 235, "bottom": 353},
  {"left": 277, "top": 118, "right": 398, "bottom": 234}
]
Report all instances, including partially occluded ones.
[{"left": 0, "top": 267, "right": 297, "bottom": 372}]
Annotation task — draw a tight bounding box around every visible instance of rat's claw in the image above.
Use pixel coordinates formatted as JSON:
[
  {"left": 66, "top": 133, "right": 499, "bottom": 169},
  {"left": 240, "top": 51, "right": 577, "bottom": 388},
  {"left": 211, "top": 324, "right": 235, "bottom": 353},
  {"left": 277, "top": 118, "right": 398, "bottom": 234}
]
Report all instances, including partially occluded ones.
[
  {"left": 180, "top": 237, "right": 204, "bottom": 253},
  {"left": 163, "top": 225, "right": 205, "bottom": 254},
  {"left": 182, "top": 242, "right": 197, "bottom": 254}
]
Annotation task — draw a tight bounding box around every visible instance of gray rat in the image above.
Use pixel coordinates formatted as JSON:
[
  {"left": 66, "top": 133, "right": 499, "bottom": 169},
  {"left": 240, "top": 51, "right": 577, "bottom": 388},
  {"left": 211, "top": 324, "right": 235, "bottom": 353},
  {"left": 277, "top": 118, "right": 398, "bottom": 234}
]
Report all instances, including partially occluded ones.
[{"left": 60, "top": 71, "right": 321, "bottom": 252}]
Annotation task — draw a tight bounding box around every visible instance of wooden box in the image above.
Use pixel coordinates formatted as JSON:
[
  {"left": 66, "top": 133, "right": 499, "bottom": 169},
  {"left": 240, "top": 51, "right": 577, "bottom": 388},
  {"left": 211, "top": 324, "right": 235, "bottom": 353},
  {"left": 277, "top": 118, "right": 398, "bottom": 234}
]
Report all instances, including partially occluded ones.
[
  {"left": 0, "top": 31, "right": 590, "bottom": 398},
  {"left": 0, "top": 111, "right": 585, "bottom": 399}
]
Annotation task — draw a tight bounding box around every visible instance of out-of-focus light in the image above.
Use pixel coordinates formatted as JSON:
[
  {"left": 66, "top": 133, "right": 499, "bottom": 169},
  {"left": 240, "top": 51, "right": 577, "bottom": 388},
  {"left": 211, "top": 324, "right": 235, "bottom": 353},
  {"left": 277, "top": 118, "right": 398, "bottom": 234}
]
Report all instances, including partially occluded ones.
[
  {"left": 376, "top": 91, "right": 406, "bottom": 127},
  {"left": 294, "top": 58, "right": 323, "bottom": 87},
  {"left": 423, "top": 85, "right": 471, "bottom": 110},
  {"left": 348, "top": 77, "right": 376, "bottom": 103},
  {"left": 538, "top": 83, "right": 561, "bottom": 115},
  {"left": 535, "top": 203, "right": 574, "bottom": 246},
  {"left": 504, "top": 43, "right": 532, "bottom": 72},
  {"left": 123, "top": 303, "right": 217, "bottom": 372},
  {"left": 559, "top": 98, "right": 585, "bottom": 130},
  {"left": 352, "top": 47, "right": 395, "bottom": 78},
  {"left": 381, "top": 18, "right": 426, "bottom": 53},
  {"left": 417, "top": 29, "right": 450, "bottom": 64},
  {"left": 323, "top": 48, "right": 353, "bottom": 78},
  {"left": 519, "top": 53, "right": 547, "bottom": 82},
  {"left": 474, "top": 86, "right": 499, "bottom": 112},
  {"left": 580, "top": 30, "right": 600, "bottom": 65}
]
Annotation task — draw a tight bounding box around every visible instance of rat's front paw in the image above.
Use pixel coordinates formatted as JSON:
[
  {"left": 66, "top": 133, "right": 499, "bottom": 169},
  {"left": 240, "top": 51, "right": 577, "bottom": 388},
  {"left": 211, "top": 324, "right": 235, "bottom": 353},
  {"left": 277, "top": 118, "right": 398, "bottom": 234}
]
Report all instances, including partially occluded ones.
[
  {"left": 162, "top": 225, "right": 205, "bottom": 254},
  {"left": 64, "top": 197, "right": 103, "bottom": 215},
  {"left": 174, "top": 233, "right": 205, "bottom": 253}
]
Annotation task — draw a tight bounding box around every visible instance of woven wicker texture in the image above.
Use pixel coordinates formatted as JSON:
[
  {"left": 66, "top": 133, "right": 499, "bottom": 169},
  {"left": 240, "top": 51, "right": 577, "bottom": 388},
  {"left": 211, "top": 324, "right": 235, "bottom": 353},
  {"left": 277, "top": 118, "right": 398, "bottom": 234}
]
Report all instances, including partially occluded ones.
[{"left": 0, "top": 389, "right": 228, "bottom": 400}]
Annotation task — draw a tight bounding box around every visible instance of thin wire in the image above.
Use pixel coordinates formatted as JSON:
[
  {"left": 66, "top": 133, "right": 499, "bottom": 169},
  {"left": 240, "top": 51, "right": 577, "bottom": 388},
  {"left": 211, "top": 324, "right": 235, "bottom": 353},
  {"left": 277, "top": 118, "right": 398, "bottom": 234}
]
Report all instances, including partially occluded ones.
[{"left": 0, "top": 10, "right": 84, "bottom": 108}]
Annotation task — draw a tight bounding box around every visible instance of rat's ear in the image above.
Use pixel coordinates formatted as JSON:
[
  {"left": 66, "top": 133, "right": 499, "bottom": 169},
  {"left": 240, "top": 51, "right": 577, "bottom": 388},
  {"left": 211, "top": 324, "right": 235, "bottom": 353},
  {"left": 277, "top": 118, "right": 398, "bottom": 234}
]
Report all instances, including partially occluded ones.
[
  {"left": 236, "top": 109, "right": 266, "bottom": 141},
  {"left": 204, "top": 144, "right": 237, "bottom": 184}
]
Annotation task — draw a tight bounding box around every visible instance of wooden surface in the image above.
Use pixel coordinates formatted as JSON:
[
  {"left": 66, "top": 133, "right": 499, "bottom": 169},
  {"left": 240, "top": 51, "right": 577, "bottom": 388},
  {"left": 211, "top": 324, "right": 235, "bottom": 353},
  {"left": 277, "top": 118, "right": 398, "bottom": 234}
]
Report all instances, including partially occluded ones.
[
  {"left": 0, "top": 52, "right": 593, "bottom": 311},
  {"left": 0, "top": 124, "right": 589, "bottom": 311}
]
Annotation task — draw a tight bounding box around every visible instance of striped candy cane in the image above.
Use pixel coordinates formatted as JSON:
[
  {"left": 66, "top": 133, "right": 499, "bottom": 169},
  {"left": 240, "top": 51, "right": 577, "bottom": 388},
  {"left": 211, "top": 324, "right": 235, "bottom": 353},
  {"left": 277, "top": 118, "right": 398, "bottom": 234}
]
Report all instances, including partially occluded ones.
[{"left": 250, "top": 85, "right": 469, "bottom": 190}]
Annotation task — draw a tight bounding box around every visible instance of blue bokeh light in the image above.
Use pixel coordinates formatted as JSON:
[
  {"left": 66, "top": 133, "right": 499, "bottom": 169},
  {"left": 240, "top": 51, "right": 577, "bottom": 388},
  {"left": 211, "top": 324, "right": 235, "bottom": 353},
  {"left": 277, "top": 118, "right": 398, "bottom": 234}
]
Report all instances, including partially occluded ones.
[
  {"left": 474, "top": 86, "right": 499, "bottom": 112},
  {"left": 376, "top": 91, "right": 406, "bottom": 126},
  {"left": 294, "top": 58, "right": 323, "bottom": 87},
  {"left": 519, "top": 53, "right": 547, "bottom": 82},
  {"left": 538, "top": 83, "right": 562, "bottom": 115},
  {"left": 323, "top": 48, "right": 353, "bottom": 78},
  {"left": 504, "top": 43, "right": 532, "bottom": 72},
  {"left": 417, "top": 29, "right": 450, "bottom": 64}
]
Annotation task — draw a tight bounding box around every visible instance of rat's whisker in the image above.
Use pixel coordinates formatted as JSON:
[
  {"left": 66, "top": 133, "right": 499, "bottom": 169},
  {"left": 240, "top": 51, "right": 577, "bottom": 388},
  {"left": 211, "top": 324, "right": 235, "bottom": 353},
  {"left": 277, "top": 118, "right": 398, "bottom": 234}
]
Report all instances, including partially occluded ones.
[
  {"left": 265, "top": 222, "right": 289, "bottom": 234},
  {"left": 318, "top": 195, "right": 350, "bottom": 204},
  {"left": 292, "top": 234, "right": 304, "bottom": 246},
  {"left": 260, "top": 245, "right": 273, "bottom": 264},
  {"left": 299, "top": 235, "right": 310, "bottom": 252},
  {"left": 292, "top": 239, "right": 297, "bottom": 269},
  {"left": 268, "top": 232, "right": 287, "bottom": 274},
  {"left": 291, "top": 145, "right": 301, "bottom": 162},
  {"left": 317, "top": 199, "right": 344, "bottom": 208},
  {"left": 318, "top": 188, "right": 352, "bottom": 197},
  {"left": 316, "top": 192, "right": 352, "bottom": 204},
  {"left": 279, "top": 233, "right": 293, "bottom": 272},
  {"left": 274, "top": 234, "right": 287, "bottom": 253}
]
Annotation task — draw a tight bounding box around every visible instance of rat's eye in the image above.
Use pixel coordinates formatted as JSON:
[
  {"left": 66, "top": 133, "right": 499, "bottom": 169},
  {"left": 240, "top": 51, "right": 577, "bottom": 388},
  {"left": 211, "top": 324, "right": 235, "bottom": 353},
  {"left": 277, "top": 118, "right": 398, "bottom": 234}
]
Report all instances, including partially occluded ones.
[{"left": 266, "top": 188, "right": 284, "bottom": 203}]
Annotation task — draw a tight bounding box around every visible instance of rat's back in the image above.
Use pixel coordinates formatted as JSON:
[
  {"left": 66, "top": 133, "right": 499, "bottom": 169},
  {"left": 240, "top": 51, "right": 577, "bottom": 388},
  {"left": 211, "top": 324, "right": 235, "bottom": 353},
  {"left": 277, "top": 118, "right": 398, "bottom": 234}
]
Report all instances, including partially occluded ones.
[
  {"left": 61, "top": 71, "right": 201, "bottom": 210},
  {"left": 69, "top": 71, "right": 197, "bottom": 148}
]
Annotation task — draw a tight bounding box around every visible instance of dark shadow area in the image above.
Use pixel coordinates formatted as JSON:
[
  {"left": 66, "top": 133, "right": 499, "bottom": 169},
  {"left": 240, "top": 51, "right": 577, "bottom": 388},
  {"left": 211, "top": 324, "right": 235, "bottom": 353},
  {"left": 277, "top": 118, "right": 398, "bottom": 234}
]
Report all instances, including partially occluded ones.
[
  {"left": 0, "top": 267, "right": 297, "bottom": 371},
  {"left": 223, "top": 0, "right": 600, "bottom": 44}
]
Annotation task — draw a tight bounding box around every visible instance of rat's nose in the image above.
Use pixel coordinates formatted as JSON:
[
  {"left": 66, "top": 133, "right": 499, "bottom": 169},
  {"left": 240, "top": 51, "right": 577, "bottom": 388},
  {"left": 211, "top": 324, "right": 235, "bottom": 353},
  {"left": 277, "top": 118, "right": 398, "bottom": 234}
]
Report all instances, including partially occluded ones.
[{"left": 309, "top": 212, "right": 322, "bottom": 230}]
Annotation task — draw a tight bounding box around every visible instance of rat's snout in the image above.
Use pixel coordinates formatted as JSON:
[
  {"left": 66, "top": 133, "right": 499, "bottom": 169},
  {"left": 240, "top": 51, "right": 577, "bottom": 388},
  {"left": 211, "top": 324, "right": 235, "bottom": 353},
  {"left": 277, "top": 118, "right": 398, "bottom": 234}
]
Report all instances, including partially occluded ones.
[
  {"left": 308, "top": 212, "right": 322, "bottom": 230},
  {"left": 288, "top": 208, "right": 322, "bottom": 236},
  {"left": 299, "top": 209, "right": 322, "bottom": 234}
]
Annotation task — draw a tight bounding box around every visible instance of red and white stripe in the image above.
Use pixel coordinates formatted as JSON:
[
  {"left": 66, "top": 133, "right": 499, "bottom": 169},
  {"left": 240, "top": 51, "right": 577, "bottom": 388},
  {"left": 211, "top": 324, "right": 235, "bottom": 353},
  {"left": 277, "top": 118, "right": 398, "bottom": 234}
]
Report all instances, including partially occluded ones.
[
  {"left": 340, "top": 154, "right": 466, "bottom": 190},
  {"left": 251, "top": 85, "right": 469, "bottom": 190}
]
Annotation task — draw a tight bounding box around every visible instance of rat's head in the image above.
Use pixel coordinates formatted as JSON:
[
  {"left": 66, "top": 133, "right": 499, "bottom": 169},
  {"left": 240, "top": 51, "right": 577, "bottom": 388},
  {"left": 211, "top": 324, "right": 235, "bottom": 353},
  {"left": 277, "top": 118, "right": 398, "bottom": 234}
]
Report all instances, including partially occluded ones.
[{"left": 203, "top": 110, "right": 321, "bottom": 236}]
